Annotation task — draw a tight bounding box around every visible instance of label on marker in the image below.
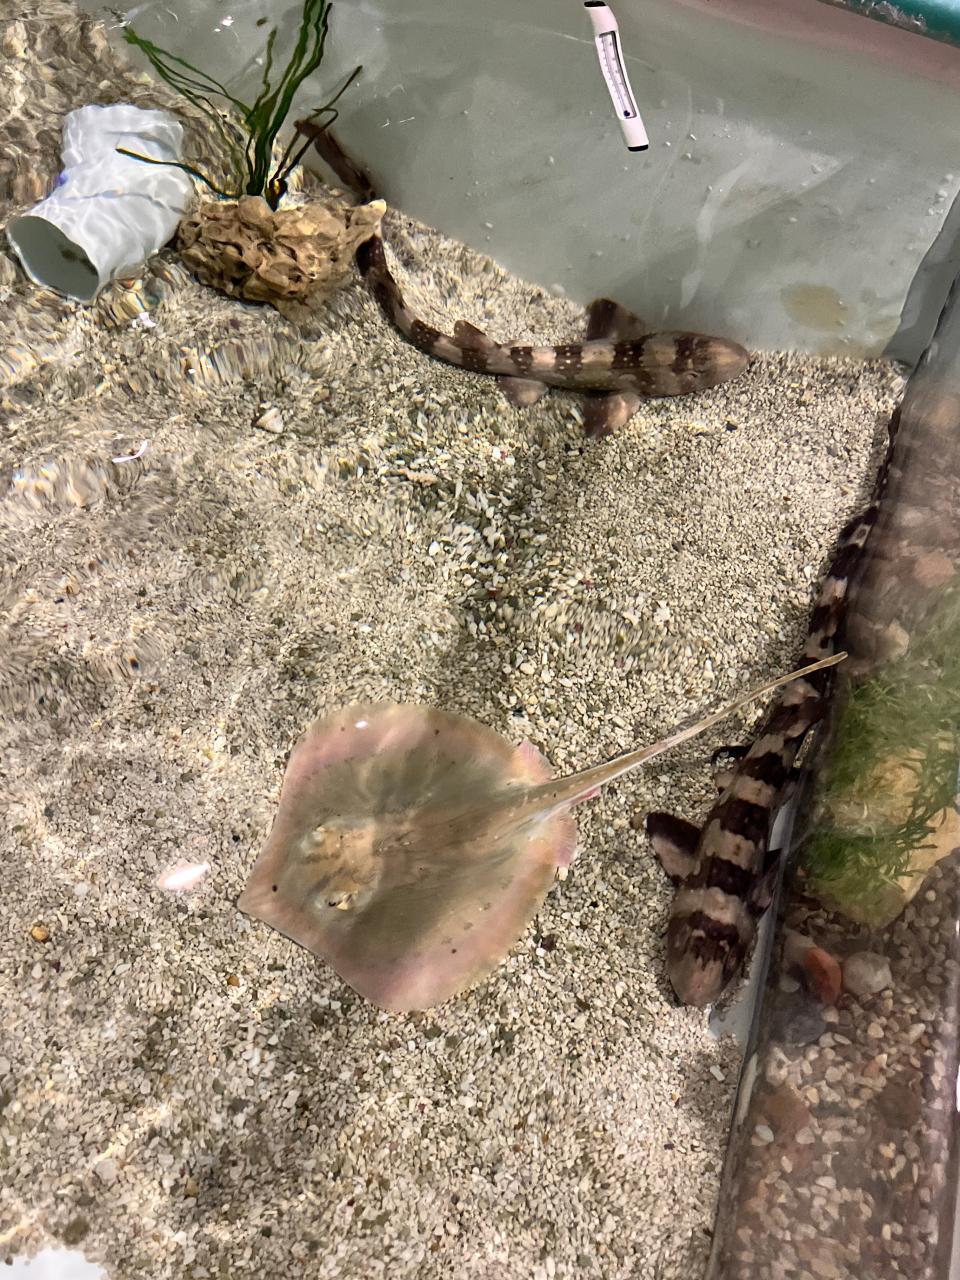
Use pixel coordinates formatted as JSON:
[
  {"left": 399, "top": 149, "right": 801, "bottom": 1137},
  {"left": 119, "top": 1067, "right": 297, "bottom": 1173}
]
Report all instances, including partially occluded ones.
[{"left": 584, "top": 1, "right": 649, "bottom": 151}]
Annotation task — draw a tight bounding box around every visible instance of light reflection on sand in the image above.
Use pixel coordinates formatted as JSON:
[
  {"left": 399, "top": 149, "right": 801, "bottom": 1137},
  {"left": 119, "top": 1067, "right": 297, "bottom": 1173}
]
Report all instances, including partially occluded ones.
[{"left": 156, "top": 861, "right": 212, "bottom": 892}]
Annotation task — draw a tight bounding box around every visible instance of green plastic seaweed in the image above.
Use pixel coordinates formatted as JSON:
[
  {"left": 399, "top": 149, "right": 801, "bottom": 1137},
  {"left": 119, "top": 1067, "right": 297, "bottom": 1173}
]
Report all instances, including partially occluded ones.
[
  {"left": 114, "top": 1, "right": 360, "bottom": 210},
  {"left": 804, "top": 587, "right": 960, "bottom": 913}
]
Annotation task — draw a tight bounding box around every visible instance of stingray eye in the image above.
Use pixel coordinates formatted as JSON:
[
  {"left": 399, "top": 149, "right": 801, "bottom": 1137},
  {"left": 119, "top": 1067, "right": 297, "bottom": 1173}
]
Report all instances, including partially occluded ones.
[{"left": 300, "top": 825, "right": 332, "bottom": 860}]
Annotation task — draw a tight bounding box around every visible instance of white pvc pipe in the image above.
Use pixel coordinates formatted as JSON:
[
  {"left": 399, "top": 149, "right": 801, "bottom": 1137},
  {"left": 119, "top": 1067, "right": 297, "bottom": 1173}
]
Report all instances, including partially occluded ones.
[{"left": 6, "top": 104, "right": 194, "bottom": 302}]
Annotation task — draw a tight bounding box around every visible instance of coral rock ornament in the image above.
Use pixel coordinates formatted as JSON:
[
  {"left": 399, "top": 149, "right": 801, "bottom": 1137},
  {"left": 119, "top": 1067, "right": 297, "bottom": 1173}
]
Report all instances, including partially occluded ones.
[{"left": 176, "top": 194, "right": 385, "bottom": 314}]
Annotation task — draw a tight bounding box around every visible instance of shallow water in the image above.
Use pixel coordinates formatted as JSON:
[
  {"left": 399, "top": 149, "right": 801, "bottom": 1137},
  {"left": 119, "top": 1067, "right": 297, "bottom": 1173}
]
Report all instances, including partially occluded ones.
[
  {"left": 75, "top": 0, "right": 960, "bottom": 359},
  {"left": 0, "top": 4, "right": 928, "bottom": 1280}
]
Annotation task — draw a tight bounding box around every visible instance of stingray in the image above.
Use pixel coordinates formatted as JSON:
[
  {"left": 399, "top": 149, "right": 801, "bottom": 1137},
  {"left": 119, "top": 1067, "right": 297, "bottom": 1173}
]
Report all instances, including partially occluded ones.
[{"left": 238, "top": 652, "right": 843, "bottom": 1011}]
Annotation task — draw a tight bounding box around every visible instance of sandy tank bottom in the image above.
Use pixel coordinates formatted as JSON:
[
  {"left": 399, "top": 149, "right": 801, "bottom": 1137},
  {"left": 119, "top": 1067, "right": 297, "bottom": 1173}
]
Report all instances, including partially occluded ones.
[{"left": 0, "top": 6, "right": 903, "bottom": 1278}]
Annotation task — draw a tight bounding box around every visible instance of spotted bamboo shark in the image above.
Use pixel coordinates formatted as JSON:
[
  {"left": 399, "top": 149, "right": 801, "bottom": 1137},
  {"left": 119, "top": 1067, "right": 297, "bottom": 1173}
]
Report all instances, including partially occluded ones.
[{"left": 646, "top": 494, "right": 885, "bottom": 1007}]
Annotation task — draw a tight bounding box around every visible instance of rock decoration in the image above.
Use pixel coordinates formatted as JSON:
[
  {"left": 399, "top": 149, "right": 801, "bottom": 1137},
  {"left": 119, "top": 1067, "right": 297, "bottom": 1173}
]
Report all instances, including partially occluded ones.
[
  {"left": 175, "top": 195, "right": 386, "bottom": 319},
  {"left": 843, "top": 950, "right": 893, "bottom": 998}
]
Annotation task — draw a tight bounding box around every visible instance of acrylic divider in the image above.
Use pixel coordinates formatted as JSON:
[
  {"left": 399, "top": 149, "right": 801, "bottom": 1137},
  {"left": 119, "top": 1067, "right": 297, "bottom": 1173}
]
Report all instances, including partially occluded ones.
[{"left": 705, "top": 273, "right": 960, "bottom": 1280}]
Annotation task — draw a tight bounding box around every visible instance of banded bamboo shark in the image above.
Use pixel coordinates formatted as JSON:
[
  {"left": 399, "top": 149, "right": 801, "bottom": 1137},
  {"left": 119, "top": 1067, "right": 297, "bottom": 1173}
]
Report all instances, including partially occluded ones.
[
  {"left": 646, "top": 499, "right": 881, "bottom": 1006},
  {"left": 355, "top": 234, "right": 749, "bottom": 434},
  {"left": 294, "top": 120, "right": 750, "bottom": 434}
]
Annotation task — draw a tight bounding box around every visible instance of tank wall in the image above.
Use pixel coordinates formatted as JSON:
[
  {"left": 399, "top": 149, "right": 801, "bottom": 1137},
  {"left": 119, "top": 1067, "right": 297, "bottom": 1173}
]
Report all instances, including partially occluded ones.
[{"left": 706, "top": 271, "right": 960, "bottom": 1280}]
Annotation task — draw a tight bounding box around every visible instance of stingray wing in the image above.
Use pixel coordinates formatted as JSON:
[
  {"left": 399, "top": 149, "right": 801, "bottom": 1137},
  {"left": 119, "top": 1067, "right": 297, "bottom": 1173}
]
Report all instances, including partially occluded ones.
[{"left": 238, "top": 704, "right": 576, "bottom": 1011}]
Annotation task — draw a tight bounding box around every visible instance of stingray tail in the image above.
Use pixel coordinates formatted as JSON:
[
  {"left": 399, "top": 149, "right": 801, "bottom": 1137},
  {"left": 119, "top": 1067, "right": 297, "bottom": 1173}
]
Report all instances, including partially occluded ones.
[{"left": 520, "top": 652, "right": 847, "bottom": 821}]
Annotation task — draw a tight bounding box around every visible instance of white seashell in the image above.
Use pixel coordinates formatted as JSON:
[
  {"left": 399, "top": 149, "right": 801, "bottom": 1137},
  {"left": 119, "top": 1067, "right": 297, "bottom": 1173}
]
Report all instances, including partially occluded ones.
[{"left": 255, "top": 406, "right": 284, "bottom": 434}]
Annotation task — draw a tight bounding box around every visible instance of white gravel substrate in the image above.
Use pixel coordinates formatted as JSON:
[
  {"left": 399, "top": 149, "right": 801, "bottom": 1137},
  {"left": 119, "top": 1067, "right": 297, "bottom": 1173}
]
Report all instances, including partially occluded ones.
[{"left": 0, "top": 8, "right": 904, "bottom": 1278}]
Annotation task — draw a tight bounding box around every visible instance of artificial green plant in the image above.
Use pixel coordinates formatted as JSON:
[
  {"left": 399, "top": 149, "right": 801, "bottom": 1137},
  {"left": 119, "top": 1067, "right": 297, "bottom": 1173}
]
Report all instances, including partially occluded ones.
[
  {"left": 804, "top": 585, "right": 960, "bottom": 919},
  {"left": 115, "top": 0, "right": 360, "bottom": 210}
]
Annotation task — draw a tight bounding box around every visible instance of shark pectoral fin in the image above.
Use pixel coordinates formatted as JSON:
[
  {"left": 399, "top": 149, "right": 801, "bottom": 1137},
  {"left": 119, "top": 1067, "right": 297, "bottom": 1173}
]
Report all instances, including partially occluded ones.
[
  {"left": 645, "top": 811, "right": 701, "bottom": 885},
  {"left": 498, "top": 375, "right": 550, "bottom": 407},
  {"left": 585, "top": 297, "right": 648, "bottom": 342},
  {"left": 581, "top": 391, "right": 642, "bottom": 437},
  {"left": 583, "top": 300, "right": 646, "bottom": 435},
  {"left": 748, "top": 846, "right": 783, "bottom": 915},
  {"left": 453, "top": 318, "right": 497, "bottom": 351},
  {"left": 710, "top": 743, "right": 750, "bottom": 767}
]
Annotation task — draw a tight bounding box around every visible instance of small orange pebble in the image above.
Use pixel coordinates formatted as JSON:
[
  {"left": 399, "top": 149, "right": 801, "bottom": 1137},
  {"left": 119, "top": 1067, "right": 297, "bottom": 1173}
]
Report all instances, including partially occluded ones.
[
  {"left": 226, "top": 974, "right": 240, "bottom": 987},
  {"left": 802, "top": 946, "right": 842, "bottom": 1005},
  {"left": 30, "top": 923, "right": 50, "bottom": 943}
]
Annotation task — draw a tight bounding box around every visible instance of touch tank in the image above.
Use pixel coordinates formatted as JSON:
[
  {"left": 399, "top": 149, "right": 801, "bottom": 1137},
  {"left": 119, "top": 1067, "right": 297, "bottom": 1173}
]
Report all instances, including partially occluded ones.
[
  {"left": 1, "top": 2, "right": 960, "bottom": 1280},
  {"left": 707, "top": 270, "right": 960, "bottom": 1279}
]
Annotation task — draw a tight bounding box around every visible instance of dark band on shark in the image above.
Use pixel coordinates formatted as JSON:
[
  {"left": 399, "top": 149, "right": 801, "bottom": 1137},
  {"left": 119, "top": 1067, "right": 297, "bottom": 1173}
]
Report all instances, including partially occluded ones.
[
  {"left": 683, "top": 912, "right": 745, "bottom": 959},
  {"left": 646, "top": 480, "right": 889, "bottom": 1007}
]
